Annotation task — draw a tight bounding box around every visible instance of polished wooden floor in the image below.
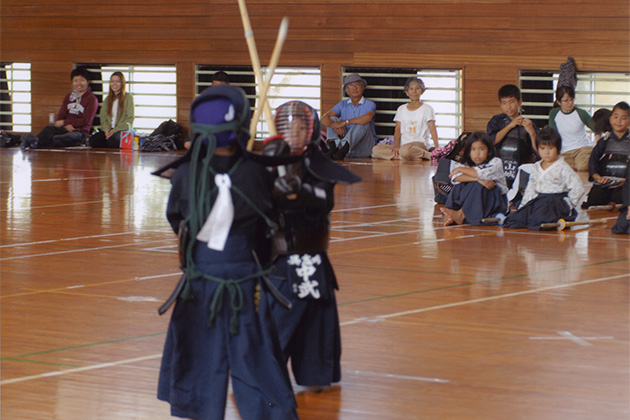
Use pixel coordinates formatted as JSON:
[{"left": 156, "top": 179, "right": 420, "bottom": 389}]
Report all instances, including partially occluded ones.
[{"left": 1, "top": 146, "right": 628, "bottom": 420}]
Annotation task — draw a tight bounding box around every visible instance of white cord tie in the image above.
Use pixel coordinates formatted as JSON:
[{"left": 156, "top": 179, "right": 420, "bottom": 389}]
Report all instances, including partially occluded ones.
[{"left": 196, "top": 173, "right": 234, "bottom": 251}]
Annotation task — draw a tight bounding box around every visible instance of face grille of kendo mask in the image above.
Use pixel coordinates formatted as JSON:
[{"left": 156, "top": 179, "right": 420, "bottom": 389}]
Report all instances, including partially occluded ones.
[{"left": 274, "top": 101, "right": 320, "bottom": 155}]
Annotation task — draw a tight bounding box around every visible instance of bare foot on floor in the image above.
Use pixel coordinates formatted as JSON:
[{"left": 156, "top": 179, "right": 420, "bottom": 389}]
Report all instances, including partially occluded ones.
[
  {"left": 441, "top": 207, "right": 465, "bottom": 226},
  {"left": 440, "top": 207, "right": 454, "bottom": 226}
]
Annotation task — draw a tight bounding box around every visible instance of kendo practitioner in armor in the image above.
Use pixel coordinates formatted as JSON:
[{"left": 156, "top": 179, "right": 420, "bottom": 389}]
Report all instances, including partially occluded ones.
[
  {"left": 487, "top": 84, "right": 538, "bottom": 189},
  {"left": 582, "top": 101, "right": 630, "bottom": 210},
  {"left": 262, "top": 101, "right": 361, "bottom": 390},
  {"left": 612, "top": 163, "right": 630, "bottom": 234},
  {"left": 153, "top": 85, "right": 298, "bottom": 420}
]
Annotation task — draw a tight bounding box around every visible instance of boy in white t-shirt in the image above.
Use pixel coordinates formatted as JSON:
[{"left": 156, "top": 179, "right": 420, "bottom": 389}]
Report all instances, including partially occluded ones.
[{"left": 372, "top": 77, "right": 438, "bottom": 160}]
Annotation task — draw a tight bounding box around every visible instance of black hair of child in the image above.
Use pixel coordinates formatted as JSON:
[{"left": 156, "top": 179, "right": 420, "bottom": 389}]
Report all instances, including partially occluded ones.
[
  {"left": 612, "top": 101, "right": 630, "bottom": 115},
  {"left": 536, "top": 125, "right": 562, "bottom": 152},
  {"left": 498, "top": 84, "right": 521, "bottom": 101},
  {"left": 461, "top": 131, "right": 495, "bottom": 167},
  {"left": 591, "top": 108, "right": 612, "bottom": 135}
]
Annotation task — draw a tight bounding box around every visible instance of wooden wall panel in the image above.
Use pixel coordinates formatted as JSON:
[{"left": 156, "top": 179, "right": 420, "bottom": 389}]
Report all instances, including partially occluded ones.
[
  {"left": 30, "top": 62, "right": 78, "bottom": 133},
  {"left": 177, "top": 62, "right": 195, "bottom": 124},
  {"left": 1, "top": 0, "right": 628, "bottom": 134}
]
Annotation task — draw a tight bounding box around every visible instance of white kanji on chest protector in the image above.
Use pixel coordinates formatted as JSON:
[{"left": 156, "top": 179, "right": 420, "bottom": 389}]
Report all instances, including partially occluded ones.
[{"left": 288, "top": 254, "right": 322, "bottom": 299}]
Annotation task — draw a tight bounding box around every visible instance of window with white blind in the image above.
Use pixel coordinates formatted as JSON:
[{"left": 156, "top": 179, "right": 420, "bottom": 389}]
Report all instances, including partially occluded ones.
[
  {"left": 0, "top": 63, "right": 31, "bottom": 132},
  {"left": 196, "top": 65, "right": 321, "bottom": 140},
  {"left": 82, "top": 65, "right": 177, "bottom": 134},
  {"left": 343, "top": 67, "right": 463, "bottom": 145},
  {"left": 520, "top": 70, "right": 630, "bottom": 131}
]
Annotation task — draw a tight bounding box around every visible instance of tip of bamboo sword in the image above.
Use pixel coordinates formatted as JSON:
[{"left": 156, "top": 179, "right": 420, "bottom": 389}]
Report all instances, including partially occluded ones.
[{"left": 278, "top": 17, "right": 289, "bottom": 40}]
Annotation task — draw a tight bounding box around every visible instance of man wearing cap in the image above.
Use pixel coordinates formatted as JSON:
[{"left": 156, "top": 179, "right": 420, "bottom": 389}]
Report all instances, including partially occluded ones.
[{"left": 321, "top": 73, "right": 378, "bottom": 160}]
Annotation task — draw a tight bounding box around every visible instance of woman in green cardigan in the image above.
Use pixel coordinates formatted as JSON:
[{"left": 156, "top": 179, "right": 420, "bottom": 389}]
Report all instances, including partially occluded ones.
[{"left": 89, "top": 71, "right": 134, "bottom": 148}]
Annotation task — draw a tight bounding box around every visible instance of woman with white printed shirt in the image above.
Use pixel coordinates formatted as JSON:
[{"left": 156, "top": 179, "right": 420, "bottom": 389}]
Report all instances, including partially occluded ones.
[{"left": 372, "top": 77, "right": 438, "bottom": 160}]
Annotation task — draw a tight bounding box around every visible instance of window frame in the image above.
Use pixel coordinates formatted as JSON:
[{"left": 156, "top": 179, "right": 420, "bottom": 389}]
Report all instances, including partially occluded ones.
[
  {"left": 343, "top": 67, "right": 463, "bottom": 145},
  {"left": 520, "top": 70, "right": 630, "bottom": 131},
  {"left": 82, "top": 64, "right": 178, "bottom": 135},
  {"left": 196, "top": 65, "right": 322, "bottom": 140},
  {"left": 0, "top": 62, "right": 32, "bottom": 132}
]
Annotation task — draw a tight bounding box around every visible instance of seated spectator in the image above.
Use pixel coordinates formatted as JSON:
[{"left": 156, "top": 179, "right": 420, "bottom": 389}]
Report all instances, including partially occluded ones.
[
  {"left": 503, "top": 126, "right": 584, "bottom": 230},
  {"left": 612, "top": 162, "right": 630, "bottom": 235},
  {"left": 440, "top": 132, "right": 508, "bottom": 226},
  {"left": 548, "top": 85, "right": 595, "bottom": 171},
  {"left": 372, "top": 77, "right": 437, "bottom": 160},
  {"left": 89, "top": 72, "right": 135, "bottom": 148},
  {"left": 22, "top": 67, "right": 98, "bottom": 149},
  {"left": 487, "top": 84, "right": 537, "bottom": 188},
  {"left": 590, "top": 108, "right": 612, "bottom": 142},
  {"left": 321, "top": 73, "right": 378, "bottom": 160},
  {"left": 211, "top": 71, "right": 230, "bottom": 86},
  {"left": 581, "top": 101, "right": 630, "bottom": 209}
]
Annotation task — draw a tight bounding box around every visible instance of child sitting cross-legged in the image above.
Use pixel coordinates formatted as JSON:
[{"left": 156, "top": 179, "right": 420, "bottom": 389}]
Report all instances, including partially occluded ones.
[
  {"left": 504, "top": 126, "right": 585, "bottom": 230},
  {"left": 612, "top": 163, "right": 630, "bottom": 234},
  {"left": 441, "top": 131, "right": 508, "bottom": 226},
  {"left": 581, "top": 101, "right": 630, "bottom": 209}
]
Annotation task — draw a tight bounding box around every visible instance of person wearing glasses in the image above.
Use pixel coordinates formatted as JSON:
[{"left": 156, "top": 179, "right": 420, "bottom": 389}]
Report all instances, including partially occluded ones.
[{"left": 548, "top": 85, "right": 596, "bottom": 171}]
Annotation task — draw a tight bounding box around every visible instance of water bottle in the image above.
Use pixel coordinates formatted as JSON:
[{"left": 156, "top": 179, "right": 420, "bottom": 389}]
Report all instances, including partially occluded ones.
[{"left": 129, "top": 123, "right": 139, "bottom": 150}]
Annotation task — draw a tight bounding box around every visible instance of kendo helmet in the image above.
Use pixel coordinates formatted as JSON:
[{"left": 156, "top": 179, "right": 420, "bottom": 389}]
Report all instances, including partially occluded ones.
[
  {"left": 189, "top": 84, "right": 251, "bottom": 150},
  {"left": 274, "top": 101, "right": 321, "bottom": 155}
]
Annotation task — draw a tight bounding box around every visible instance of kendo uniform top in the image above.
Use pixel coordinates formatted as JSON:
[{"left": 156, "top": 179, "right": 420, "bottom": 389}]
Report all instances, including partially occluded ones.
[
  {"left": 587, "top": 130, "right": 630, "bottom": 181},
  {"left": 612, "top": 164, "right": 630, "bottom": 235},
  {"left": 268, "top": 145, "right": 360, "bottom": 387},
  {"left": 582, "top": 129, "right": 630, "bottom": 208},
  {"left": 487, "top": 113, "right": 537, "bottom": 186},
  {"left": 504, "top": 157, "right": 584, "bottom": 230}
]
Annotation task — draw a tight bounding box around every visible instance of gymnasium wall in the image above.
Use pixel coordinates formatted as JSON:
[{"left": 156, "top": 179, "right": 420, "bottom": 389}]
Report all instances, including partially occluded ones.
[{"left": 2, "top": 0, "right": 629, "bottom": 135}]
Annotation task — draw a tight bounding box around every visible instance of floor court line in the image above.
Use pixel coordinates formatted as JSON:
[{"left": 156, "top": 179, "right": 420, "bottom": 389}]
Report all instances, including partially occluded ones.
[
  {"left": 0, "top": 354, "right": 164, "bottom": 385},
  {"left": 332, "top": 229, "right": 401, "bottom": 236},
  {"left": 141, "top": 245, "right": 178, "bottom": 253},
  {"left": 332, "top": 203, "right": 420, "bottom": 213},
  {"left": 342, "top": 273, "right": 630, "bottom": 325},
  {"left": 42, "top": 289, "right": 161, "bottom": 300},
  {"left": 338, "top": 258, "right": 628, "bottom": 307},
  {"left": 136, "top": 272, "right": 181, "bottom": 280},
  {"left": 7, "top": 212, "right": 617, "bottom": 255},
  {"left": 529, "top": 331, "right": 614, "bottom": 346},
  {"left": 12, "top": 244, "right": 623, "bottom": 300},
  {"left": 0, "top": 239, "right": 173, "bottom": 261},
  {"left": 329, "top": 221, "right": 564, "bottom": 243},
  {"left": 332, "top": 216, "right": 422, "bottom": 227},
  {"left": 0, "top": 199, "right": 125, "bottom": 211},
  {"left": 1, "top": 272, "right": 181, "bottom": 299},
  {"left": 501, "top": 228, "right": 630, "bottom": 243},
  {"left": 34, "top": 176, "right": 108, "bottom": 183},
  {"left": 330, "top": 229, "right": 503, "bottom": 251},
  {"left": 0, "top": 231, "right": 141, "bottom": 249},
  {"left": 3, "top": 271, "right": 626, "bottom": 386},
  {"left": 347, "top": 369, "right": 449, "bottom": 384},
  {"left": 331, "top": 228, "right": 436, "bottom": 244},
  {"left": 0, "top": 219, "right": 491, "bottom": 261}
]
